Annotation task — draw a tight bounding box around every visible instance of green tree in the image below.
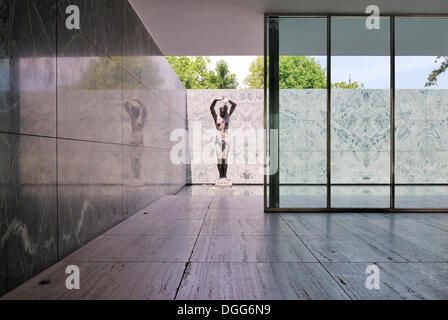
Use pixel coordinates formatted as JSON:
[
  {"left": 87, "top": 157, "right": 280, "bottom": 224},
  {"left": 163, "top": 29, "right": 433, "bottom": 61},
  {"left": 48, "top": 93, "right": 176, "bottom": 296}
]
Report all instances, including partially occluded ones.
[
  {"left": 166, "top": 56, "right": 212, "bottom": 89},
  {"left": 426, "top": 56, "right": 448, "bottom": 87},
  {"left": 208, "top": 60, "right": 239, "bottom": 89},
  {"left": 243, "top": 56, "right": 265, "bottom": 89},
  {"left": 331, "top": 81, "right": 364, "bottom": 89},
  {"left": 243, "top": 56, "right": 327, "bottom": 89},
  {"left": 279, "top": 56, "right": 327, "bottom": 89},
  {"left": 167, "top": 57, "right": 239, "bottom": 89}
]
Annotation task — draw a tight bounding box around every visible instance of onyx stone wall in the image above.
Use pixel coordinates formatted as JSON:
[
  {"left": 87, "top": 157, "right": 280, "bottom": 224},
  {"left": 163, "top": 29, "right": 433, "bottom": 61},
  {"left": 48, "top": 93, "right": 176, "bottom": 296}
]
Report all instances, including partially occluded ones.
[{"left": 0, "top": 0, "right": 186, "bottom": 295}]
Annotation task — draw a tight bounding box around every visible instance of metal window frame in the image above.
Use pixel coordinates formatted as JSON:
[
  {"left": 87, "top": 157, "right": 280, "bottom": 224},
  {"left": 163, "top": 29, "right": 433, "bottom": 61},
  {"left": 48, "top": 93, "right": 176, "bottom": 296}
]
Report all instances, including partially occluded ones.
[{"left": 264, "top": 14, "right": 448, "bottom": 213}]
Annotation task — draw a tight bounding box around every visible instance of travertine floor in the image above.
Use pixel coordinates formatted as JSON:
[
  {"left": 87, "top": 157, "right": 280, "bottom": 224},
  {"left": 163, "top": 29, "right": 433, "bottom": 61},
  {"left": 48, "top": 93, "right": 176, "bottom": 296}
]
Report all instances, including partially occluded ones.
[{"left": 2, "top": 186, "right": 448, "bottom": 300}]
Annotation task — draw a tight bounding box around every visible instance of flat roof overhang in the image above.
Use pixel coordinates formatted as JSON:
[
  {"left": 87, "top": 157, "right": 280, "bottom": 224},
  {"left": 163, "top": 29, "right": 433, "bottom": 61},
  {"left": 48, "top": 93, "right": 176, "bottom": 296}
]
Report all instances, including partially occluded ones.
[{"left": 130, "top": 0, "right": 448, "bottom": 56}]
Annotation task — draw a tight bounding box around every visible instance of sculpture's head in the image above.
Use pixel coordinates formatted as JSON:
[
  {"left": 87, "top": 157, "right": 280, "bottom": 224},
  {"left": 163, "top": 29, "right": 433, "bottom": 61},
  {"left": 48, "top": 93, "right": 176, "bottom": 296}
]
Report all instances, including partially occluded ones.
[{"left": 218, "top": 102, "right": 229, "bottom": 118}]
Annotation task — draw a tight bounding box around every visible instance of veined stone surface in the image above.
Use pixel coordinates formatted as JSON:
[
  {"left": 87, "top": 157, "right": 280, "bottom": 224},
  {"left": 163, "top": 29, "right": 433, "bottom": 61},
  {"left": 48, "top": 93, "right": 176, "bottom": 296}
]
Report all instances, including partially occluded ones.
[
  {"left": 0, "top": 0, "right": 186, "bottom": 296},
  {"left": 187, "top": 88, "right": 448, "bottom": 185}
]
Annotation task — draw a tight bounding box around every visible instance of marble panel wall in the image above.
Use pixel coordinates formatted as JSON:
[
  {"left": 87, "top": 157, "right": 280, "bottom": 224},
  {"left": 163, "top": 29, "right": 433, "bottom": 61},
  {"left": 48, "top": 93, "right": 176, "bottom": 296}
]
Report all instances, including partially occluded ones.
[
  {"left": 0, "top": 0, "right": 57, "bottom": 137},
  {"left": 279, "top": 89, "right": 327, "bottom": 184},
  {"left": 0, "top": 0, "right": 186, "bottom": 296},
  {"left": 189, "top": 89, "right": 448, "bottom": 186},
  {"left": 331, "top": 89, "right": 390, "bottom": 183},
  {"left": 186, "top": 90, "right": 264, "bottom": 184},
  {"left": 0, "top": 0, "right": 58, "bottom": 297},
  {"left": 280, "top": 89, "right": 391, "bottom": 184},
  {"left": 396, "top": 89, "right": 448, "bottom": 183},
  {"left": 0, "top": 133, "right": 57, "bottom": 296}
]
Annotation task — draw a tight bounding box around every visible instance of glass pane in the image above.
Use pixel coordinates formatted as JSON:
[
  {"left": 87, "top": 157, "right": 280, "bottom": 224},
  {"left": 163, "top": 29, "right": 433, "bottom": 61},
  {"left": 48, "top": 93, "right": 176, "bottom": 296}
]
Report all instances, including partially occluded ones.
[
  {"left": 396, "top": 186, "right": 448, "bottom": 209},
  {"left": 278, "top": 17, "right": 327, "bottom": 208},
  {"left": 280, "top": 186, "right": 327, "bottom": 208},
  {"left": 331, "top": 186, "right": 390, "bottom": 208},
  {"left": 331, "top": 17, "right": 390, "bottom": 208},
  {"left": 395, "top": 18, "right": 448, "bottom": 209}
]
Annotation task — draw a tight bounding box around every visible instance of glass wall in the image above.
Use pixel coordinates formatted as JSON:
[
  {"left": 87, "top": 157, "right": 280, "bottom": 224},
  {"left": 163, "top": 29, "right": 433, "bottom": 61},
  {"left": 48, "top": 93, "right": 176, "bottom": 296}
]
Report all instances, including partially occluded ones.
[
  {"left": 331, "top": 17, "right": 390, "bottom": 208},
  {"left": 395, "top": 18, "right": 448, "bottom": 208},
  {"left": 278, "top": 17, "right": 328, "bottom": 208},
  {"left": 266, "top": 15, "right": 448, "bottom": 211}
]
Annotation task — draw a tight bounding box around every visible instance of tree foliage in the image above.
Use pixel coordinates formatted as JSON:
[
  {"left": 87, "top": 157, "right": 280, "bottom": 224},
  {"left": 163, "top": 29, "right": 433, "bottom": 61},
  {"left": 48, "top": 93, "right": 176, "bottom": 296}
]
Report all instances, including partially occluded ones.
[
  {"left": 208, "top": 60, "right": 239, "bottom": 89},
  {"left": 243, "top": 56, "right": 327, "bottom": 89},
  {"left": 166, "top": 56, "right": 238, "bottom": 89},
  {"left": 426, "top": 56, "right": 448, "bottom": 87},
  {"left": 166, "top": 56, "right": 211, "bottom": 89},
  {"left": 279, "top": 56, "right": 327, "bottom": 89},
  {"left": 243, "top": 56, "right": 265, "bottom": 89},
  {"left": 331, "top": 81, "right": 364, "bottom": 89}
]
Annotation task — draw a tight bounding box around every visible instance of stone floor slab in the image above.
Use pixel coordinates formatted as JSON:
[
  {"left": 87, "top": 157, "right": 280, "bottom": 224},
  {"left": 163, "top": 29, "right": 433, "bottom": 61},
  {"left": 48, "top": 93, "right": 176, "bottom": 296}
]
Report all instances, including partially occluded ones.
[
  {"left": 176, "top": 263, "right": 350, "bottom": 300},
  {"left": 200, "top": 217, "right": 294, "bottom": 236},
  {"left": 191, "top": 236, "right": 317, "bottom": 262},
  {"left": 1, "top": 262, "right": 185, "bottom": 300},
  {"left": 323, "top": 262, "right": 448, "bottom": 300},
  {"left": 64, "top": 235, "right": 196, "bottom": 262}
]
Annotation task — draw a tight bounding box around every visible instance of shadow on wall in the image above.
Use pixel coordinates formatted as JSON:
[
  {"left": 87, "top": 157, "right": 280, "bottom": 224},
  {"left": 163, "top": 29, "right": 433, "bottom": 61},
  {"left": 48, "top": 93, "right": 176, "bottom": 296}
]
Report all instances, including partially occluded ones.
[{"left": 0, "top": 0, "right": 186, "bottom": 296}]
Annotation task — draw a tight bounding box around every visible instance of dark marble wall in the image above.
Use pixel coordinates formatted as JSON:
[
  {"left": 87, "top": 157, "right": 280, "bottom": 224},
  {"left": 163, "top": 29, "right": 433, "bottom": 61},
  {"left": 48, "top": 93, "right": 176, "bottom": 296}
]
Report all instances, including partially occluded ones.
[{"left": 0, "top": 0, "right": 187, "bottom": 295}]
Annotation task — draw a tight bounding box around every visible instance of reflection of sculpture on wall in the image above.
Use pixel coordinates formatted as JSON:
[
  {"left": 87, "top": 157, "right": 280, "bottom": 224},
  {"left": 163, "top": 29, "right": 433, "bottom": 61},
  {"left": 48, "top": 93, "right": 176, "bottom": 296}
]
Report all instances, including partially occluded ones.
[
  {"left": 210, "top": 96, "right": 237, "bottom": 187},
  {"left": 124, "top": 99, "right": 147, "bottom": 186}
]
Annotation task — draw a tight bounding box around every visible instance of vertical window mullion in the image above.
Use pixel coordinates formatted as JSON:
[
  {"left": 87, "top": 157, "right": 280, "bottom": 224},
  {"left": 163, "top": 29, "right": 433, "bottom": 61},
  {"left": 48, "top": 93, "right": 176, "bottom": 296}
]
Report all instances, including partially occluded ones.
[
  {"left": 390, "top": 16, "right": 396, "bottom": 210},
  {"left": 327, "top": 16, "right": 332, "bottom": 208}
]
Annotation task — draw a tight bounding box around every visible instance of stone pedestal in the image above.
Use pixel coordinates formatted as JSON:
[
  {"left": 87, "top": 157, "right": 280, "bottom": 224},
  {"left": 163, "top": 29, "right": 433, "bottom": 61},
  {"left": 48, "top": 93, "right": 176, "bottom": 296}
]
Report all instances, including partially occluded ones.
[{"left": 215, "top": 178, "right": 233, "bottom": 188}]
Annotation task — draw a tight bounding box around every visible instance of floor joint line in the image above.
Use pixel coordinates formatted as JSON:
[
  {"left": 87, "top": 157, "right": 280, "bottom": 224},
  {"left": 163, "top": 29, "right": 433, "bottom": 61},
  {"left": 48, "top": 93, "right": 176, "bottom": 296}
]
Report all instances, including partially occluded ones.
[
  {"left": 278, "top": 213, "right": 354, "bottom": 300},
  {"left": 173, "top": 191, "right": 213, "bottom": 300}
]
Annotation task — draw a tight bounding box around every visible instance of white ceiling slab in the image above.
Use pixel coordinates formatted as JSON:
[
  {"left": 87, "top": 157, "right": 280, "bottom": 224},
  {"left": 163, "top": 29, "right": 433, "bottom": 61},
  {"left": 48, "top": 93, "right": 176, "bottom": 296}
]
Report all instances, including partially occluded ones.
[{"left": 129, "top": 0, "right": 448, "bottom": 56}]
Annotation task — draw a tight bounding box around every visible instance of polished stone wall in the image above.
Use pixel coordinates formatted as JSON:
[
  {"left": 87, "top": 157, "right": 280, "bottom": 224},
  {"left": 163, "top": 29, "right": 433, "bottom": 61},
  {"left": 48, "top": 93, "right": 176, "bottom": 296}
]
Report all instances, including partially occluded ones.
[
  {"left": 0, "top": 0, "right": 186, "bottom": 295},
  {"left": 396, "top": 89, "right": 448, "bottom": 183},
  {"left": 279, "top": 89, "right": 327, "bottom": 184},
  {"left": 331, "top": 89, "right": 390, "bottom": 184},
  {"left": 188, "top": 89, "right": 448, "bottom": 185},
  {"left": 282, "top": 88, "right": 448, "bottom": 184}
]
